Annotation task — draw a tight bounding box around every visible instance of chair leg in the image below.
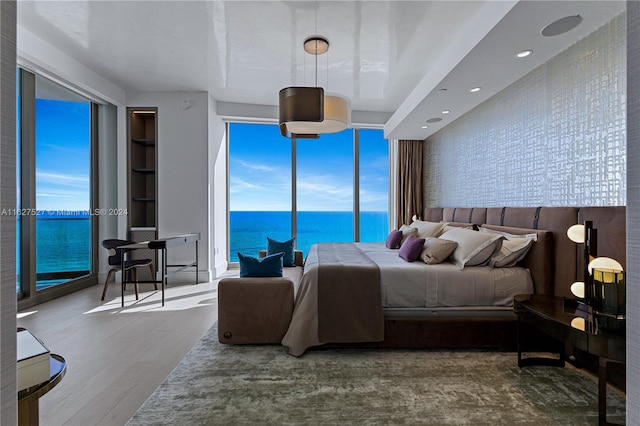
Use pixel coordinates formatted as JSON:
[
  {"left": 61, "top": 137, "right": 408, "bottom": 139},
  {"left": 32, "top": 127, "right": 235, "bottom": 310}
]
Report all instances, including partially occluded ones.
[
  {"left": 133, "top": 268, "right": 139, "bottom": 300},
  {"left": 149, "top": 263, "right": 157, "bottom": 290},
  {"left": 101, "top": 269, "right": 115, "bottom": 301}
]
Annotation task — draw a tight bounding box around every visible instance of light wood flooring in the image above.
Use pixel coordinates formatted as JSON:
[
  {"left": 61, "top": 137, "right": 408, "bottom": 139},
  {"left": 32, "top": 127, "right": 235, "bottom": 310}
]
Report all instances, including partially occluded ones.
[{"left": 17, "top": 272, "right": 234, "bottom": 426}]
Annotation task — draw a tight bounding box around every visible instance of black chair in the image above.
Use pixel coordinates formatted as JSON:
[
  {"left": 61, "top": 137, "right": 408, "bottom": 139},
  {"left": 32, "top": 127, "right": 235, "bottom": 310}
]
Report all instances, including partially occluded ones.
[{"left": 101, "top": 239, "right": 156, "bottom": 301}]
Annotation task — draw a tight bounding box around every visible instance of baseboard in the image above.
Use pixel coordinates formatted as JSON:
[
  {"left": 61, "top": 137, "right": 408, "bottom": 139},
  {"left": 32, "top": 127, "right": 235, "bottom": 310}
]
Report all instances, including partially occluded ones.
[
  {"left": 164, "top": 269, "right": 212, "bottom": 284},
  {"left": 215, "top": 260, "right": 228, "bottom": 278}
]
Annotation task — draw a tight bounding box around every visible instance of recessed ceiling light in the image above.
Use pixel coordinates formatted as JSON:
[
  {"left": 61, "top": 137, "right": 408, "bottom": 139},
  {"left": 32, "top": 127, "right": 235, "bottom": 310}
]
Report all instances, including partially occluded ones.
[
  {"left": 439, "top": 88, "right": 447, "bottom": 92},
  {"left": 421, "top": 125, "right": 429, "bottom": 129},
  {"left": 541, "top": 15, "right": 582, "bottom": 37},
  {"left": 426, "top": 117, "right": 442, "bottom": 123},
  {"left": 442, "top": 110, "right": 451, "bottom": 114},
  {"left": 516, "top": 50, "right": 533, "bottom": 58},
  {"left": 470, "top": 87, "right": 482, "bottom": 93}
]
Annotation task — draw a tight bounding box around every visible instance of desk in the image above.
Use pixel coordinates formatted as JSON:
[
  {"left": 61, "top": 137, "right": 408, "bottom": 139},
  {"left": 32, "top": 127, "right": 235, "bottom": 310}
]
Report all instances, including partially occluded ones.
[
  {"left": 514, "top": 294, "right": 625, "bottom": 426},
  {"left": 120, "top": 233, "right": 200, "bottom": 307},
  {"left": 18, "top": 354, "right": 66, "bottom": 426}
]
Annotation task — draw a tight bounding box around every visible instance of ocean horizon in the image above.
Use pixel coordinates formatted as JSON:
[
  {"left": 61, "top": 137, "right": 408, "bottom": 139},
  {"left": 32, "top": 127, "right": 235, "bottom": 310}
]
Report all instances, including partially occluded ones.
[
  {"left": 17, "top": 210, "right": 389, "bottom": 290},
  {"left": 230, "top": 210, "right": 389, "bottom": 262}
]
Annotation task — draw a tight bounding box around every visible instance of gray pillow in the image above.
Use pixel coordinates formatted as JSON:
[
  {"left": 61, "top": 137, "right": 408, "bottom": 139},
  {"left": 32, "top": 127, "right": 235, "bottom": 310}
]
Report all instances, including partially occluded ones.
[
  {"left": 439, "top": 227, "right": 503, "bottom": 269},
  {"left": 420, "top": 237, "right": 458, "bottom": 264},
  {"left": 477, "top": 226, "right": 537, "bottom": 268},
  {"left": 489, "top": 238, "right": 534, "bottom": 268}
]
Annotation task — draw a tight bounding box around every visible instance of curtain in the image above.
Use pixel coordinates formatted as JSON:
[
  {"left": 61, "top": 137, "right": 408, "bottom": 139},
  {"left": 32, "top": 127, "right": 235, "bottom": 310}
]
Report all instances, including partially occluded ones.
[{"left": 395, "top": 140, "right": 423, "bottom": 228}]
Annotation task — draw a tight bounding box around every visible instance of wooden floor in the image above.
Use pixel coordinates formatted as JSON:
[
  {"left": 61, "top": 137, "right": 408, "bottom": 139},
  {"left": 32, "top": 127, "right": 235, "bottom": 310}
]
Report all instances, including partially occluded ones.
[{"left": 17, "top": 272, "right": 234, "bottom": 426}]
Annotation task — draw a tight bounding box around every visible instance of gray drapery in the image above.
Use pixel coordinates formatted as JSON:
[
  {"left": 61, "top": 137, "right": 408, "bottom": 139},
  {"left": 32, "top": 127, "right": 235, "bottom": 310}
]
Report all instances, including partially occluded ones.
[{"left": 395, "top": 140, "right": 423, "bottom": 229}]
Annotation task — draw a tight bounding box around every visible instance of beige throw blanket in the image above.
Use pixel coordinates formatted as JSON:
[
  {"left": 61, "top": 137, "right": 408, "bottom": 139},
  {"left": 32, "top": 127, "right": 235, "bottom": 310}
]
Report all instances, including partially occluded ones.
[{"left": 282, "top": 243, "right": 384, "bottom": 356}]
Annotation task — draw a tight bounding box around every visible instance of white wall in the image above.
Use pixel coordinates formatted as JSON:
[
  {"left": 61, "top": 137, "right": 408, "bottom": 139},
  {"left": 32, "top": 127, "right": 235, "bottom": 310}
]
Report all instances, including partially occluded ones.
[
  {"left": 17, "top": 26, "right": 125, "bottom": 106},
  {"left": 97, "top": 104, "right": 118, "bottom": 283},
  {"left": 209, "top": 94, "right": 228, "bottom": 276},
  {"left": 127, "top": 91, "right": 213, "bottom": 281}
]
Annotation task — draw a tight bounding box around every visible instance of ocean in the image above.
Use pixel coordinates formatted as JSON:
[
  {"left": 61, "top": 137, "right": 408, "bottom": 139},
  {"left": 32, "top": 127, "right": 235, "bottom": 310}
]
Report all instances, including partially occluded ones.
[
  {"left": 18, "top": 211, "right": 389, "bottom": 290},
  {"left": 17, "top": 216, "right": 92, "bottom": 291},
  {"left": 230, "top": 211, "right": 389, "bottom": 262}
]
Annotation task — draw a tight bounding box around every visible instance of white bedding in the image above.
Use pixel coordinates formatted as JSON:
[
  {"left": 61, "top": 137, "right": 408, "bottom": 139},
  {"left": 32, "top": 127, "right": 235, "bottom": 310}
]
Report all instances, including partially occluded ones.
[{"left": 356, "top": 243, "right": 534, "bottom": 308}]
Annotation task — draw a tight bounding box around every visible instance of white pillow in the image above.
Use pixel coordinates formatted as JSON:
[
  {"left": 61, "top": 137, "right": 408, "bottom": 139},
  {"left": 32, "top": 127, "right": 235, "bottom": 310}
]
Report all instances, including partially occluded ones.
[
  {"left": 439, "top": 227, "right": 503, "bottom": 269},
  {"left": 489, "top": 238, "right": 534, "bottom": 268},
  {"left": 399, "top": 224, "right": 418, "bottom": 244},
  {"left": 410, "top": 220, "right": 448, "bottom": 238}
]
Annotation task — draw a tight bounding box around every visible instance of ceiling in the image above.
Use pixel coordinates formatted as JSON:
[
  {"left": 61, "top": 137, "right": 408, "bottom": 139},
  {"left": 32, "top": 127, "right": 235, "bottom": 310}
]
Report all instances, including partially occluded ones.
[{"left": 16, "top": 1, "right": 626, "bottom": 139}]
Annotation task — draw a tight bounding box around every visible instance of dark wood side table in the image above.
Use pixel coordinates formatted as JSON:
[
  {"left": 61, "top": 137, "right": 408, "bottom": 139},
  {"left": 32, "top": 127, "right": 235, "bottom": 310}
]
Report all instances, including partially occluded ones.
[
  {"left": 18, "top": 354, "right": 66, "bottom": 426},
  {"left": 514, "top": 294, "right": 625, "bottom": 426}
]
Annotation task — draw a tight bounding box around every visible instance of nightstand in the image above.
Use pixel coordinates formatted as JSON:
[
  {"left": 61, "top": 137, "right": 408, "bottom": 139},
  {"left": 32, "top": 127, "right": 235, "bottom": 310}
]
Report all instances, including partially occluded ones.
[{"left": 514, "top": 294, "right": 625, "bottom": 426}]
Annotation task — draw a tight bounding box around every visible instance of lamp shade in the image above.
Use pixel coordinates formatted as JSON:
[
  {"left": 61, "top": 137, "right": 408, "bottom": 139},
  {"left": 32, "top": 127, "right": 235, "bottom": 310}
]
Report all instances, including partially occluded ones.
[
  {"left": 587, "top": 257, "right": 623, "bottom": 275},
  {"left": 287, "top": 93, "right": 351, "bottom": 135},
  {"left": 570, "top": 281, "right": 585, "bottom": 298},
  {"left": 279, "top": 87, "right": 324, "bottom": 138},
  {"left": 567, "top": 224, "right": 585, "bottom": 243}
]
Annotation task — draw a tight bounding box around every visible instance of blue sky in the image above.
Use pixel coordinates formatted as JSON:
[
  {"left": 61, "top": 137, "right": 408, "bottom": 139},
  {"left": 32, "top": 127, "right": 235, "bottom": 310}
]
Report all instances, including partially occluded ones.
[
  {"left": 35, "top": 99, "right": 91, "bottom": 211},
  {"left": 229, "top": 123, "right": 388, "bottom": 211}
]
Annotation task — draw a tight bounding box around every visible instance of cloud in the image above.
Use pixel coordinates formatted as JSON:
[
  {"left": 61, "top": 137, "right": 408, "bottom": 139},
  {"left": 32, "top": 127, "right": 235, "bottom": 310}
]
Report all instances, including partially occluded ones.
[
  {"left": 229, "top": 179, "right": 263, "bottom": 194},
  {"left": 233, "top": 159, "right": 277, "bottom": 173},
  {"left": 36, "top": 171, "right": 89, "bottom": 187},
  {"left": 36, "top": 187, "right": 89, "bottom": 211}
]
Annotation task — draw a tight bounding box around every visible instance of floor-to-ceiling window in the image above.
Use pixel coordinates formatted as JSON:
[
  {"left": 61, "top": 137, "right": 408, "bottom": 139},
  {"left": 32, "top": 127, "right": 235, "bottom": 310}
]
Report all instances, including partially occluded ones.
[
  {"left": 228, "top": 123, "right": 292, "bottom": 262},
  {"left": 228, "top": 122, "right": 389, "bottom": 262},
  {"left": 358, "top": 128, "right": 389, "bottom": 243},
  {"left": 17, "top": 68, "right": 98, "bottom": 303},
  {"left": 296, "top": 130, "right": 354, "bottom": 255}
]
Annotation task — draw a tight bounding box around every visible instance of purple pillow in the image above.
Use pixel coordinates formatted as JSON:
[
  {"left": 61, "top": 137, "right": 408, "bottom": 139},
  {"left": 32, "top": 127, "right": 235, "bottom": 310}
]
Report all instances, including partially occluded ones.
[
  {"left": 385, "top": 230, "right": 403, "bottom": 249},
  {"left": 399, "top": 235, "right": 426, "bottom": 262}
]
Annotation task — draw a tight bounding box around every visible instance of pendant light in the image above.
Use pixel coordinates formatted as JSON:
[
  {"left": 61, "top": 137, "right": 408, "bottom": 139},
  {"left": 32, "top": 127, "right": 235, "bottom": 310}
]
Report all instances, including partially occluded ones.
[{"left": 279, "top": 36, "right": 351, "bottom": 138}]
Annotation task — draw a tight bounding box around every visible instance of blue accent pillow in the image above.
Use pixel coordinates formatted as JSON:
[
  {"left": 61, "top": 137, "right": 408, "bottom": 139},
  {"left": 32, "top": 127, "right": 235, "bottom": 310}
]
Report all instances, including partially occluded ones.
[
  {"left": 267, "top": 237, "right": 295, "bottom": 267},
  {"left": 238, "top": 252, "right": 284, "bottom": 277}
]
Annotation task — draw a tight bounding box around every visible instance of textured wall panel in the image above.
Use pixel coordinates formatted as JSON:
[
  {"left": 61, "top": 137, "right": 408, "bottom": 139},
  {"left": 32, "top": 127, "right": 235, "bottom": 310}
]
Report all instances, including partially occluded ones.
[
  {"left": 626, "top": 1, "right": 639, "bottom": 423},
  {"left": 424, "top": 13, "right": 626, "bottom": 208},
  {"left": 0, "top": 1, "right": 17, "bottom": 424}
]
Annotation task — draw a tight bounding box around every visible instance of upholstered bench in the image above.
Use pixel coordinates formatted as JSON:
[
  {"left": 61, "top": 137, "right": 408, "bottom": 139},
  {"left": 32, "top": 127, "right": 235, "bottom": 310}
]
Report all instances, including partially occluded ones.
[{"left": 218, "top": 250, "right": 303, "bottom": 344}]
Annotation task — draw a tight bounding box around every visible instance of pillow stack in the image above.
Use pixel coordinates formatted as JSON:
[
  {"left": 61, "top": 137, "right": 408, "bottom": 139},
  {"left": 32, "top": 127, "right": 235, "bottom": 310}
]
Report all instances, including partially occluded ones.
[{"left": 387, "top": 219, "right": 533, "bottom": 269}]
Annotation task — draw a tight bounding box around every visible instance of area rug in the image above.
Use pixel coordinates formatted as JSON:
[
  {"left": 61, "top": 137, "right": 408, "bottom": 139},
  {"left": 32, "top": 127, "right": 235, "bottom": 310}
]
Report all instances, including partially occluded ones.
[{"left": 127, "top": 324, "right": 625, "bottom": 425}]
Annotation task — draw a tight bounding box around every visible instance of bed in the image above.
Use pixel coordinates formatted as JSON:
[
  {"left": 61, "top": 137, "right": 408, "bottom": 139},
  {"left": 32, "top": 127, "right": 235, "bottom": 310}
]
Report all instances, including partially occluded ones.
[{"left": 281, "top": 206, "right": 626, "bottom": 356}]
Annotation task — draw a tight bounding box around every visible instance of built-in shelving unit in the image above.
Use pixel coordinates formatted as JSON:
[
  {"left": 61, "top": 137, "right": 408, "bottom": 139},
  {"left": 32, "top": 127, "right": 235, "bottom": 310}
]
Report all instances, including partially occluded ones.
[
  {"left": 127, "top": 108, "right": 158, "bottom": 281},
  {"left": 128, "top": 109, "right": 158, "bottom": 229}
]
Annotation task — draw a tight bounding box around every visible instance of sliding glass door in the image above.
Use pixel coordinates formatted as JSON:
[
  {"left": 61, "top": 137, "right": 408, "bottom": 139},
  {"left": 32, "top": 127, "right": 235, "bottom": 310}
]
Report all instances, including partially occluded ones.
[
  {"left": 17, "top": 68, "right": 97, "bottom": 301},
  {"left": 34, "top": 75, "right": 92, "bottom": 288}
]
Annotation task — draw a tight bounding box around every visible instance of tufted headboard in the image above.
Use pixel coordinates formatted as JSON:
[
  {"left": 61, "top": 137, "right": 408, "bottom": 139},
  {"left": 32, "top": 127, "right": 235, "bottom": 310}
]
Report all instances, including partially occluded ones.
[{"left": 423, "top": 206, "right": 626, "bottom": 298}]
